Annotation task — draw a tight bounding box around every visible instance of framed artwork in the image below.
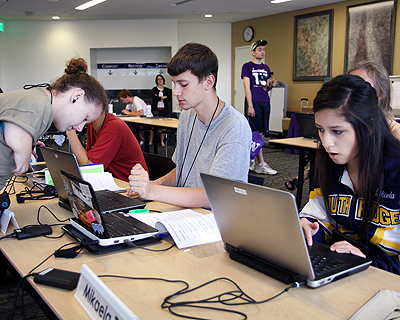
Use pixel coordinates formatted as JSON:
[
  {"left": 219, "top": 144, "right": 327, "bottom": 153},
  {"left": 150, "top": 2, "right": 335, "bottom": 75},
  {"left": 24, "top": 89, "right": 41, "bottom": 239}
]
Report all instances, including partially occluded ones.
[
  {"left": 293, "top": 10, "right": 333, "bottom": 81},
  {"left": 344, "top": 0, "right": 396, "bottom": 74}
]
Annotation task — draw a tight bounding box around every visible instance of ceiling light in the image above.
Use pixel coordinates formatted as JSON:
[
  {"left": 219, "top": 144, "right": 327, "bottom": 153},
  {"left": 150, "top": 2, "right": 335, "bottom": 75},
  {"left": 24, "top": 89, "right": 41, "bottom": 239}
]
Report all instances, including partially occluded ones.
[
  {"left": 75, "top": 0, "right": 107, "bottom": 11},
  {"left": 52, "top": 16, "right": 60, "bottom": 20},
  {"left": 271, "top": 0, "right": 291, "bottom": 3},
  {"left": 205, "top": 14, "right": 212, "bottom": 18}
]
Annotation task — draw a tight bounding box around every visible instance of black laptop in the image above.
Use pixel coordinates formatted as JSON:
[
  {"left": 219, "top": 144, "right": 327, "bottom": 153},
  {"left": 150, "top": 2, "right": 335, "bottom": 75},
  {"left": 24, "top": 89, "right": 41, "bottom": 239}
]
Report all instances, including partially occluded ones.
[
  {"left": 60, "top": 171, "right": 158, "bottom": 247},
  {"left": 295, "top": 112, "right": 319, "bottom": 139},
  {"left": 41, "top": 146, "right": 145, "bottom": 212}
]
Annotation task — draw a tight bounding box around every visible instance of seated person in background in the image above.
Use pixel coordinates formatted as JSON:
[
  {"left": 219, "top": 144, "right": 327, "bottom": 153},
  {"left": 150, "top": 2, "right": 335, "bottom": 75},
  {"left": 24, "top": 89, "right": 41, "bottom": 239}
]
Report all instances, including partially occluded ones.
[
  {"left": 66, "top": 110, "right": 148, "bottom": 182},
  {"left": 349, "top": 60, "right": 400, "bottom": 139},
  {"left": 118, "top": 89, "right": 147, "bottom": 117},
  {"left": 300, "top": 74, "right": 400, "bottom": 275},
  {"left": 128, "top": 43, "right": 252, "bottom": 208}
]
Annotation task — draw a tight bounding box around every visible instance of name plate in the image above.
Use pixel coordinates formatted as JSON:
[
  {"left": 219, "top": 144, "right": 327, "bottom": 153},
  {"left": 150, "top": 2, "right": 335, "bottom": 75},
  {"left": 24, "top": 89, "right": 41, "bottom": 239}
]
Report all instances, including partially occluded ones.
[{"left": 75, "top": 264, "right": 138, "bottom": 320}]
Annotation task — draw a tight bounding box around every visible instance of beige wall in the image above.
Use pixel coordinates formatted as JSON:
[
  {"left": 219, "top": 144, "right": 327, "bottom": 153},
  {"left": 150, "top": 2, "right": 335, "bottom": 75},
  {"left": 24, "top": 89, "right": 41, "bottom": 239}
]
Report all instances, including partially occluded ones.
[{"left": 232, "top": 0, "right": 400, "bottom": 112}]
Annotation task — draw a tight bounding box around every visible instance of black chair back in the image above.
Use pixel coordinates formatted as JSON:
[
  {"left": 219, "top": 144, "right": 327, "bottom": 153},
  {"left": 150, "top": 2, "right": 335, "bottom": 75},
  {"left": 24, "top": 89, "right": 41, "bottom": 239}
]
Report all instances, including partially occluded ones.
[{"left": 143, "top": 152, "right": 176, "bottom": 181}]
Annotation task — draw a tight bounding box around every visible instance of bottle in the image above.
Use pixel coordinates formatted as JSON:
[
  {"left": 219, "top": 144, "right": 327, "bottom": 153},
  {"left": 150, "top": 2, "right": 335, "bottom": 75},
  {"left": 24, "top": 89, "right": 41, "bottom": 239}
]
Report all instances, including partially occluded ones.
[{"left": 146, "top": 104, "right": 153, "bottom": 117}]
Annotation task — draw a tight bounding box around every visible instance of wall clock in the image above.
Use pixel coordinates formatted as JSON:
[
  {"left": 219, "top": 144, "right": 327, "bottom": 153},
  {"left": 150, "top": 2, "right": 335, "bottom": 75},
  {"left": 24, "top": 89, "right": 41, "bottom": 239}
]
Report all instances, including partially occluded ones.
[{"left": 243, "top": 26, "right": 254, "bottom": 42}]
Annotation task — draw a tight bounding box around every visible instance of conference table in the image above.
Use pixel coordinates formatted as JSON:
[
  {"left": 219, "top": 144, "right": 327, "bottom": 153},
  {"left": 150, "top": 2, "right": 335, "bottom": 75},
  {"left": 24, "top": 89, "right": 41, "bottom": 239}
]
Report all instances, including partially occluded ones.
[
  {"left": 0, "top": 178, "right": 399, "bottom": 320},
  {"left": 269, "top": 137, "right": 319, "bottom": 209},
  {"left": 120, "top": 116, "right": 179, "bottom": 154}
]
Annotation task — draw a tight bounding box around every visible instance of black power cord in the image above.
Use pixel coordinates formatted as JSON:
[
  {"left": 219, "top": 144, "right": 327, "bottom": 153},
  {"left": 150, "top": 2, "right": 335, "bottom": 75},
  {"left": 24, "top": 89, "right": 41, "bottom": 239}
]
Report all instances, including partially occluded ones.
[{"left": 98, "top": 275, "right": 306, "bottom": 319}]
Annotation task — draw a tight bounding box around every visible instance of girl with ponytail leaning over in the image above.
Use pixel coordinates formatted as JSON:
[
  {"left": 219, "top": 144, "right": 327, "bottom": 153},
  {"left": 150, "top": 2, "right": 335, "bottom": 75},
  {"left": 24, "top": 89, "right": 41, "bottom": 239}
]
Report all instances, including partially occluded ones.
[{"left": 0, "top": 57, "right": 107, "bottom": 190}]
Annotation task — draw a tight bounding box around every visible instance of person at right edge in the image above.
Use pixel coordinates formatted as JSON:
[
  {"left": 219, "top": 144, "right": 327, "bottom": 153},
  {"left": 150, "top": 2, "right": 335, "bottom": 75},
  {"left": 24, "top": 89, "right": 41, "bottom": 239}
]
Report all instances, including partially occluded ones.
[
  {"left": 300, "top": 74, "right": 400, "bottom": 275},
  {"left": 241, "top": 39, "right": 277, "bottom": 175}
]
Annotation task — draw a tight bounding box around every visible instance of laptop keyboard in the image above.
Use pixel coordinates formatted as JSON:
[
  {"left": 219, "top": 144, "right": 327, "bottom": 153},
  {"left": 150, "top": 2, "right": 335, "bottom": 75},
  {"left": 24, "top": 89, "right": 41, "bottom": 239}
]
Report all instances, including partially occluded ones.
[
  {"left": 310, "top": 253, "right": 347, "bottom": 276},
  {"left": 102, "top": 213, "right": 146, "bottom": 238},
  {"left": 96, "top": 194, "right": 128, "bottom": 211}
]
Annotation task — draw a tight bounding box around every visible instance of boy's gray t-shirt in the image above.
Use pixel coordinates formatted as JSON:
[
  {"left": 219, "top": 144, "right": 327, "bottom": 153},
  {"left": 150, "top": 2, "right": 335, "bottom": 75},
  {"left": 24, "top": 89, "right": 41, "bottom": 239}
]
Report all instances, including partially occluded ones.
[{"left": 172, "top": 102, "right": 251, "bottom": 188}]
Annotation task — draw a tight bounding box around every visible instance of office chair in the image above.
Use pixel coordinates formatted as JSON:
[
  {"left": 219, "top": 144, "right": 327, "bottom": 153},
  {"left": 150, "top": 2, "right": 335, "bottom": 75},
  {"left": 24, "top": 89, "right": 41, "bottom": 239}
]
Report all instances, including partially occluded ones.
[{"left": 143, "top": 152, "right": 176, "bottom": 181}]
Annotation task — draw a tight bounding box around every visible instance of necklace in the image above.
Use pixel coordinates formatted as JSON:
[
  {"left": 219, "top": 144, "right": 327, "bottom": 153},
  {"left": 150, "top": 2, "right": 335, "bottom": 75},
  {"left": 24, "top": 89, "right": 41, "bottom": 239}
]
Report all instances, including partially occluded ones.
[
  {"left": 177, "top": 97, "right": 220, "bottom": 187},
  {"left": 24, "top": 83, "right": 53, "bottom": 104}
]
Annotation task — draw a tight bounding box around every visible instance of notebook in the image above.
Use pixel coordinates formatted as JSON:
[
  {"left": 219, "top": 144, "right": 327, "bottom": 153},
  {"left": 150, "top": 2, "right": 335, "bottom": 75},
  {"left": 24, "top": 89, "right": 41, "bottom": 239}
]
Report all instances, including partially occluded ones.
[
  {"left": 40, "top": 146, "right": 145, "bottom": 213},
  {"left": 295, "top": 112, "right": 319, "bottom": 139},
  {"left": 201, "top": 173, "right": 372, "bottom": 288},
  {"left": 60, "top": 170, "right": 158, "bottom": 246}
]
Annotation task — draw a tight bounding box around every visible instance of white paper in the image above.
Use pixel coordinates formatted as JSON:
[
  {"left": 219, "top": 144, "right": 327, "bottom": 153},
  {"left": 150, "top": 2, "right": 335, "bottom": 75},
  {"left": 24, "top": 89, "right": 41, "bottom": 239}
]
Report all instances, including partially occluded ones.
[
  {"left": 81, "top": 172, "right": 126, "bottom": 193},
  {"left": 130, "top": 209, "right": 222, "bottom": 249},
  {"left": 349, "top": 289, "right": 400, "bottom": 320}
]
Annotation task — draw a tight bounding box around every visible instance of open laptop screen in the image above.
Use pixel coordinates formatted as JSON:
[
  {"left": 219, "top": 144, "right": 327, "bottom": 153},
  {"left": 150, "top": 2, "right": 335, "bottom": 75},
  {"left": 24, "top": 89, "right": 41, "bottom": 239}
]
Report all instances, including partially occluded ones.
[{"left": 61, "top": 171, "right": 108, "bottom": 239}]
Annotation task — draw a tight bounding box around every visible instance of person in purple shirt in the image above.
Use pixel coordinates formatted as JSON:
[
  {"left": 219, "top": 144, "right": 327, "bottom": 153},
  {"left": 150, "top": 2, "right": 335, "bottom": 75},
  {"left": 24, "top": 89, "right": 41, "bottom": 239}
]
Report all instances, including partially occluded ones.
[{"left": 241, "top": 40, "right": 277, "bottom": 175}]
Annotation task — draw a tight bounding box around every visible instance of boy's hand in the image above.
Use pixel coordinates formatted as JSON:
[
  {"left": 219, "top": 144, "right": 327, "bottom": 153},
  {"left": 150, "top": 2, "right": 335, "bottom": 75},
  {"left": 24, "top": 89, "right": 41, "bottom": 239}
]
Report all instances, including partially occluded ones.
[{"left": 129, "top": 164, "right": 152, "bottom": 199}]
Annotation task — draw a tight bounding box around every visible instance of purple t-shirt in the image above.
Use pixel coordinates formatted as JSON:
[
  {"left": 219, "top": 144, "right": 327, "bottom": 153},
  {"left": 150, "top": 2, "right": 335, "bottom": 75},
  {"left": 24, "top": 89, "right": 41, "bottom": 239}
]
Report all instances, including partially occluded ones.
[{"left": 241, "top": 61, "right": 272, "bottom": 103}]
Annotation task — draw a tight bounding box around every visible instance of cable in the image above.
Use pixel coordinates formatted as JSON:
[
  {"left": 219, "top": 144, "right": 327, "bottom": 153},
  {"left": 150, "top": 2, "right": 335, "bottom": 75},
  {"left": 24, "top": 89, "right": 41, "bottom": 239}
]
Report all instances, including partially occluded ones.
[
  {"left": 9, "top": 274, "right": 35, "bottom": 320},
  {"left": 9, "top": 240, "right": 84, "bottom": 319},
  {"left": 36, "top": 205, "right": 69, "bottom": 226},
  {"left": 16, "top": 183, "right": 57, "bottom": 203},
  {"left": 0, "top": 233, "right": 17, "bottom": 240},
  {"left": 125, "top": 240, "right": 176, "bottom": 252},
  {"left": 98, "top": 275, "right": 305, "bottom": 320},
  {"left": 43, "top": 231, "right": 67, "bottom": 239},
  {"left": 4, "top": 176, "right": 17, "bottom": 195}
]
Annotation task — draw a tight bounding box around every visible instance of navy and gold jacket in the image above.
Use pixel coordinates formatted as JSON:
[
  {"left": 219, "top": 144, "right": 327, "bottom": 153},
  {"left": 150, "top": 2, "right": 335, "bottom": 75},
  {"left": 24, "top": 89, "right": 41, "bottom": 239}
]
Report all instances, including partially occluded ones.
[{"left": 300, "top": 155, "right": 400, "bottom": 275}]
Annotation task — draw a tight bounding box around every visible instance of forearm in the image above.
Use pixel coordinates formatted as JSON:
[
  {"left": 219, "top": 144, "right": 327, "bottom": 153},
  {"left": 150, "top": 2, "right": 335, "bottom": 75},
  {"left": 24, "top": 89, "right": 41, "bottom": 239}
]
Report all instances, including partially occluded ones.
[
  {"left": 147, "top": 184, "right": 210, "bottom": 208},
  {"left": 244, "top": 88, "right": 253, "bottom": 107},
  {"left": 66, "top": 130, "right": 92, "bottom": 165},
  {"left": 154, "top": 168, "right": 177, "bottom": 185},
  {"left": 243, "top": 77, "right": 253, "bottom": 108},
  {"left": 123, "top": 109, "right": 144, "bottom": 117}
]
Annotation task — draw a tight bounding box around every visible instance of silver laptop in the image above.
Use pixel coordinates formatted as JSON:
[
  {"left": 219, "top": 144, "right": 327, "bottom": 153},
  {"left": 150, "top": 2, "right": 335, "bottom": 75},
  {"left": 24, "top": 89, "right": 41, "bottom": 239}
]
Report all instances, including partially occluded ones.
[
  {"left": 201, "top": 173, "right": 372, "bottom": 288},
  {"left": 60, "top": 170, "right": 158, "bottom": 246},
  {"left": 41, "top": 146, "right": 145, "bottom": 213}
]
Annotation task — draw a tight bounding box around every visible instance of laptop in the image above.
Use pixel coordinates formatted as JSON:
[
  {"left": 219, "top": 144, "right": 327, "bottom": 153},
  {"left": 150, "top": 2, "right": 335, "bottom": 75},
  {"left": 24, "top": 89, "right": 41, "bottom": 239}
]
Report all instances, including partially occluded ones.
[
  {"left": 295, "top": 112, "right": 319, "bottom": 139},
  {"left": 40, "top": 146, "right": 145, "bottom": 213},
  {"left": 60, "top": 170, "right": 158, "bottom": 246},
  {"left": 201, "top": 173, "right": 372, "bottom": 288}
]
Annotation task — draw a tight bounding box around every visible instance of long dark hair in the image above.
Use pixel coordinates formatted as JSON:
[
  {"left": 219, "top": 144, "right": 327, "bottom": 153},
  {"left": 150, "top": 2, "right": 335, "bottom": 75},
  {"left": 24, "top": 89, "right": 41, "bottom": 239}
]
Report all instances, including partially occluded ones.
[{"left": 314, "top": 74, "right": 400, "bottom": 240}]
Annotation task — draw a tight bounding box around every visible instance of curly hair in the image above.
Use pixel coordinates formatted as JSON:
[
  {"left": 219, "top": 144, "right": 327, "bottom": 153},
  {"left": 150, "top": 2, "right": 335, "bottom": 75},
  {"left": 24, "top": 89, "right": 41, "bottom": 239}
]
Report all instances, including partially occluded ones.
[{"left": 51, "top": 57, "right": 108, "bottom": 113}]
